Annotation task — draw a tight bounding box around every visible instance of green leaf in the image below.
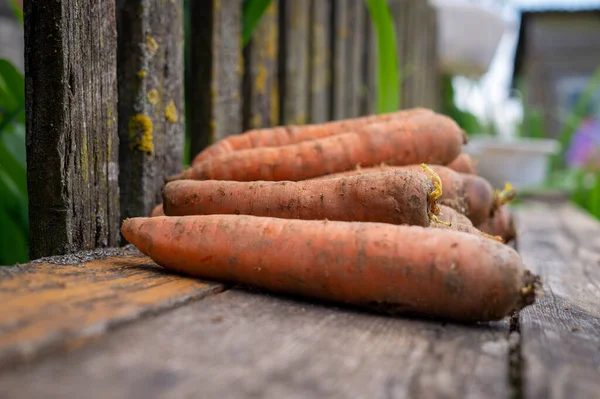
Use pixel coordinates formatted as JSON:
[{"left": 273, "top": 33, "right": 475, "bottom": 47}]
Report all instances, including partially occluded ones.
[
  {"left": 0, "top": 126, "right": 27, "bottom": 197},
  {"left": 0, "top": 207, "right": 28, "bottom": 265},
  {"left": 0, "top": 58, "right": 25, "bottom": 113},
  {"left": 9, "top": 0, "right": 24, "bottom": 26},
  {"left": 365, "top": 0, "right": 400, "bottom": 113},
  {"left": 0, "top": 166, "right": 29, "bottom": 249},
  {"left": 242, "top": 0, "right": 272, "bottom": 48}
]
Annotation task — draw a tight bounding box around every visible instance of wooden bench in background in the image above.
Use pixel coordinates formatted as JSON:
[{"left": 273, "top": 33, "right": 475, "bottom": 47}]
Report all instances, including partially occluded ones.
[{"left": 4, "top": 0, "right": 600, "bottom": 397}]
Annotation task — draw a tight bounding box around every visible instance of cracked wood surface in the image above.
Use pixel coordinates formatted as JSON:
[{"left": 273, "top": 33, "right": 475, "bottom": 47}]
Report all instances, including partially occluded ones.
[
  {"left": 513, "top": 201, "right": 600, "bottom": 399},
  {"left": 0, "top": 247, "right": 224, "bottom": 371},
  {"left": 0, "top": 289, "right": 511, "bottom": 399}
]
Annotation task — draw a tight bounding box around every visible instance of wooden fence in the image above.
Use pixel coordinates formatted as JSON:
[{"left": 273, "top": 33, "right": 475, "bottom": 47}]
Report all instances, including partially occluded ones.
[{"left": 23, "top": 0, "right": 439, "bottom": 260}]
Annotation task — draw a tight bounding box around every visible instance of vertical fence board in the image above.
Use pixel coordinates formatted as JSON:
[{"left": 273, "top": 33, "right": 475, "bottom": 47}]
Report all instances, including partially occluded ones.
[
  {"left": 308, "top": 0, "right": 331, "bottom": 123},
  {"left": 362, "top": 10, "right": 377, "bottom": 116},
  {"left": 243, "top": 2, "right": 279, "bottom": 129},
  {"left": 280, "top": 0, "right": 310, "bottom": 125},
  {"left": 426, "top": 3, "right": 440, "bottom": 111},
  {"left": 24, "top": 1, "right": 119, "bottom": 259},
  {"left": 188, "top": 0, "right": 243, "bottom": 157},
  {"left": 345, "top": 0, "right": 365, "bottom": 117},
  {"left": 116, "top": 0, "right": 185, "bottom": 222},
  {"left": 331, "top": 0, "right": 349, "bottom": 120}
]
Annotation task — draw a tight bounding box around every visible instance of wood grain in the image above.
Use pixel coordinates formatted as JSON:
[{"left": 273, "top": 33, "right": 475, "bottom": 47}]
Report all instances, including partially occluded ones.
[
  {"left": 308, "top": 0, "right": 331, "bottom": 123},
  {"left": 331, "top": 0, "right": 349, "bottom": 120},
  {"left": 362, "top": 10, "right": 376, "bottom": 115},
  {"left": 514, "top": 201, "right": 600, "bottom": 399},
  {"left": 345, "top": 0, "right": 365, "bottom": 118},
  {"left": 24, "top": 0, "right": 120, "bottom": 259},
  {"left": 0, "top": 289, "right": 513, "bottom": 398},
  {"left": 0, "top": 248, "right": 223, "bottom": 370},
  {"left": 279, "top": 0, "right": 310, "bottom": 125},
  {"left": 243, "top": 1, "right": 279, "bottom": 129},
  {"left": 116, "top": 0, "right": 185, "bottom": 221},
  {"left": 188, "top": 0, "right": 243, "bottom": 157}
]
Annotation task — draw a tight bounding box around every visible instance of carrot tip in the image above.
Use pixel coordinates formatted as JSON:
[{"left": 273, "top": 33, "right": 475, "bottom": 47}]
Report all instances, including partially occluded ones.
[{"left": 514, "top": 270, "right": 542, "bottom": 312}]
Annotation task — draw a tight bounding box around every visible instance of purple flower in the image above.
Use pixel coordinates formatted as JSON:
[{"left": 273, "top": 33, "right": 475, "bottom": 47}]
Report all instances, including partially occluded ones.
[{"left": 566, "top": 118, "right": 600, "bottom": 169}]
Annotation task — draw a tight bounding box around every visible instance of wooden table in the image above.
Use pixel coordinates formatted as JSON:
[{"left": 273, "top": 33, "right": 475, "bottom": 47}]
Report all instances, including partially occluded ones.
[{"left": 0, "top": 199, "right": 599, "bottom": 399}]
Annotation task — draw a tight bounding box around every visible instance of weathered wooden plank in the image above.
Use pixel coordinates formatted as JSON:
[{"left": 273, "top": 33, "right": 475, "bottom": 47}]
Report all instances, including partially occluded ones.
[
  {"left": 0, "top": 247, "right": 224, "bottom": 370},
  {"left": 188, "top": 0, "right": 243, "bottom": 157},
  {"left": 361, "top": 10, "right": 377, "bottom": 116},
  {"left": 116, "top": 0, "right": 185, "bottom": 221},
  {"left": 411, "top": 0, "right": 427, "bottom": 107},
  {"left": 279, "top": 0, "right": 310, "bottom": 125},
  {"left": 24, "top": 0, "right": 119, "bottom": 259},
  {"left": 308, "top": 0, "right": 331, "bottom": 123},
  {"left": 424, "top": 3, "right": 439, "bottom": 111},
  {"left": 330, "top": 0, "right": 349, "bottom": 120},
  {"left": 388, "top": 0, "right": 409, "bottom": 109},
  {"left": 513, "top": 201, "right": 600, "bottom": 399},
  {"left": 345, "top": 0, "right": 366, "bottom": 118},
  {"left": 243, "top": 1, "right": 279, "bottom": 130},
  {"left": 0, "top": 289, "right": 513, "bottom": 398}
]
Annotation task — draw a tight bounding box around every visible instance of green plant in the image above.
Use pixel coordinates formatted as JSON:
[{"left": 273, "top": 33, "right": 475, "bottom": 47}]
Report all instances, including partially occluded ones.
[
  {"left": 365, "top": 0, "right": 399, "bottom": 113},
  {"left": 552, "top": 65, "right": 600, "bottom": 172},
  {"left": 0, "top": 58, "right": 28, "bottom": 264}
]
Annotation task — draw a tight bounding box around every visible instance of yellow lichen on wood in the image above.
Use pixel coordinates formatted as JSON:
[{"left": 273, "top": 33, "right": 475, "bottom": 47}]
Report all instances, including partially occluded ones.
[
  {"left": 138, "top": 70, "right": 147, "bottom": 79},
  {"left": 128, "top": 114, "right": 154, "bottom": 154},
  {"left": 255, "top": 63, "right": 268, "bottom": 94},
  {"left": 165, "top": 100, "right": 178, "bottom": 123},
  {"left": 147, "top": 89, "right": 159, "bottom": 105},
  {"left": 146, "top": 36, "right": 159, "bottom": 55},
  {"left": 270, "top": 84, "right": 279, "bottom": 126}
]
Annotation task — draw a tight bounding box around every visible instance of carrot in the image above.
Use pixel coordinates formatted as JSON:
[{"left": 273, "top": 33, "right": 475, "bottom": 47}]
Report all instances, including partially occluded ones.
[
  {"left": 167, "top": 113, "right": 467, "bottom": 183},
  {"left": 192, "top": 108, "right": 434, "bottom": 164},
  {"left": 447, "top": 153, "right": 477, "bottom": 174},
  {"left": 432, "top": 205, "right": 503, "bottom": 242},
  {"left": 162, "top": 170, "right": 438, "bottom": 227},
  {"left": 150, "top": 204, "right": 165, "bottom": 217},
  {"left": 477, "top": 206, "right": 516, "bottom": 243},
  {"left": 121, "top": 214, "right": 540, "bottom": 322},
  {"left": 313, "top": 164, "right": 494, "bottom": 225}
]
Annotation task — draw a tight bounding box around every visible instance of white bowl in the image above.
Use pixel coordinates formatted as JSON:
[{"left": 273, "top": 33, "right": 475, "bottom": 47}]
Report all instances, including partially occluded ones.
[{"left": 465, "top": 137, "right": 561, "bottom": 190}]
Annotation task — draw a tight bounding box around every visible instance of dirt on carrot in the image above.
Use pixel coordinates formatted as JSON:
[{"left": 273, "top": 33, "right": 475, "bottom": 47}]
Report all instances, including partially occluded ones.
[
  {"left": 167, "top": 113, "right": 467, "bottom": 183},
  {"left": 162, "top": 170, "right": 437, "bottom": 227},
  {"left": 192, "top": 107, "right": 434, "bottom": 164},
  {"left": 121, "top": 214, "right": 540, "bottom": 323},
  {"left": 313, "top": 164, "right": 494, "bottom": 226}
]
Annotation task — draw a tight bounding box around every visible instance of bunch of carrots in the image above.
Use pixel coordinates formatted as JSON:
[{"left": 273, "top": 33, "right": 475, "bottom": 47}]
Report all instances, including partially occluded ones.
[{"left": 122, "top": 107, "right": 540, "bottom": 323}]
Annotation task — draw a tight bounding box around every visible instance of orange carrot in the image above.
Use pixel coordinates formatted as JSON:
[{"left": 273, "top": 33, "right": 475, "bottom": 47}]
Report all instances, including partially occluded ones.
[
  {"left": 313, "top": 164, "right": 493, "bottom": 225},
  {"left": 122, "top": 214, "right": 539, "bottom": 322},
  {"left": 167, "top": 113, "right": 467, "bottom": 183},
  {"left": 432, "top": 205, "right": 503, "bottom": 242},
  {"left": 150, "top": 204, "right": 165, "bottom": 217},
  {"left": 477, "top": 206, "right": 516, "bottom": 243},
  {"left": 162, "top": 170, "right": 437, "bottom": 227},
  {"left": 447, "top": 153, "right": 477, "bottom": 174},
  {"left": 192, "top": 108, "right": 434, "bottom": 164}
]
